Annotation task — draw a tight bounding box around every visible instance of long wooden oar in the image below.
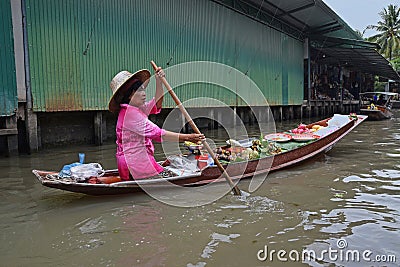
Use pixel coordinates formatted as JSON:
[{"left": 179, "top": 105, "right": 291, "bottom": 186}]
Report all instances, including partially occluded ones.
[{"left": 150, "top": 60, "right": 241, "bottom": 196}]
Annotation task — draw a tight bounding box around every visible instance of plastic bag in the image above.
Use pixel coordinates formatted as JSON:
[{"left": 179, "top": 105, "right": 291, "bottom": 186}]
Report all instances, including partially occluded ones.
[
  {"left": 59, "top": 162, "right": 82, "bottom": 178},
  {"left": 327, "top": 114, "right": 350, "bottom": 128},
  {"left": 58, "top": 153, "right": 86, "bottom": 178},
  {"left": 165, "top": 155, "right": 199, "bottom": 176},
  {"left": 70, "top": 163, "right": 105, "bottom": 182}
]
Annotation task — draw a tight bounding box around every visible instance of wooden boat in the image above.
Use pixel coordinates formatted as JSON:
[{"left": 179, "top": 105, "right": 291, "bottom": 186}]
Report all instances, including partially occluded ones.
[
  {"left": 32, "top": 114, "right": 367, "bottom": 195},
  {"left": 359, "top": 92, "right": 398, "bottom": 120}
]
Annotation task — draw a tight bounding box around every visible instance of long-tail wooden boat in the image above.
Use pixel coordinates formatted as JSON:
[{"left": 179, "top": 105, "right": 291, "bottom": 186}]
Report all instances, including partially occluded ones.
[
  {"left": 32, "top": 114, "right": 367, "bottom": 195},
  {"left": 359, "top": 92, "right": 398, "bottom": 120}
]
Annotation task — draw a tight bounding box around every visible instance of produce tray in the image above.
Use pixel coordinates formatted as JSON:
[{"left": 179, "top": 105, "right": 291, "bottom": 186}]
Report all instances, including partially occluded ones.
[{"left": 264, "top": 133, "right": 292, "bottom": 142}]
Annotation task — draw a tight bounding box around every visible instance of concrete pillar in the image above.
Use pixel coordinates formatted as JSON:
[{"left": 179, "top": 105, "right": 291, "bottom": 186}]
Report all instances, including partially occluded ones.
[
  {"left": 257, "top": 107, "right": 263, "bottom": 124},
  {"left": 209, "top": 109, "right": 216, "bottom": 129},
  {"left": 272, "top": 107, "right": 276, "bottom": 122},
  {"left": 289, "top": 106, "right": 294, "bottom": 120},
  {"left": 248, "top": 108, "right": 254, "bottom": 125},
  {"left": 5, "top": 116, "right": 18, "bottom": 156},
  {"left": 299, "top": 106, "right": 303, "bottom": 120},
  {"left": 217, "top": 108, "right": 222, "bottom": 128},
  {"left": 94, "top": 111, "right": 105, "bottom": 145},
  {"left": 234, "top": 107, "right": 237, "bottom": 126},
  {"left": 25, "top": 109, "right": 38, "bottom": 152},
  {"left": 271, "top": 107, "right": 276, "bottom": 122},
  {"left": 239, "top": 107, "right": 244, "bottom": 124}
]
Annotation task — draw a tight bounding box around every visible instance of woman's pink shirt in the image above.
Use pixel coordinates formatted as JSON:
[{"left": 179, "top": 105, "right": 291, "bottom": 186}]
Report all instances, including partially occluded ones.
[{"left": 116, "top": 98, "right": 165, "bottom": 180}]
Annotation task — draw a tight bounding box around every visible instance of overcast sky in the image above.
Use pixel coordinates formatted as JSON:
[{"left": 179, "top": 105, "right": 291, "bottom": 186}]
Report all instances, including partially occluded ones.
[{"left": 323, "top": 0, "right": 399, "bottom": 37}]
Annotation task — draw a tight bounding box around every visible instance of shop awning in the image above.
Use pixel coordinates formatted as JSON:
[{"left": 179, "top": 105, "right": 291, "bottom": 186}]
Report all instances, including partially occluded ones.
[
  {"left": 310, "top": 36, "right": 400, "bottom": 81},
  {"left": 212, "top": 0, "right": 400, "bottom": 81}
]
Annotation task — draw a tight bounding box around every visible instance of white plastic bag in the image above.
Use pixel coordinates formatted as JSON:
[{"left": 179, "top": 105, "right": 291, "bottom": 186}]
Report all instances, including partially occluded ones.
[
  {"left": 166, "top": 155, "right": 199, "bottom": 176},
  {"left": 70, "top": 163, "right": 105, "bottom": 182}
]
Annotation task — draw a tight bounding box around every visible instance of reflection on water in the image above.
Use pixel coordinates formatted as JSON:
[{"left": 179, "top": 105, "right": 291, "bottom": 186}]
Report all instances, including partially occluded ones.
[
  {"left": 1, "top": 112, "right": 400, "bottom": 266},
  {"left": 302, "top": 165, "right": 400, "bottom": 266}
]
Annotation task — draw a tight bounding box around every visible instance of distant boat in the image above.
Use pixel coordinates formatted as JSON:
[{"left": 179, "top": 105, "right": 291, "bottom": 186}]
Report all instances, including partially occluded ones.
[
  {"left": 359, "top": 92, "right": 398, "bottom": 120},
  {"left": 32, "top": 114, "right": 367, "bottom": 196}
]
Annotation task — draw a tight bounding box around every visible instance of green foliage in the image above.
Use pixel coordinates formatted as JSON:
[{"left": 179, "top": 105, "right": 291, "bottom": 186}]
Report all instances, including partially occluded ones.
[
  {"left": 366, "top": 4, "right": 400, "bottom": 60},
  {"left": 374, "top": 76, "right": 386, "bottom": 91},
  {"left": 390, "top": 57, "right": 400, "bottom": 71}
]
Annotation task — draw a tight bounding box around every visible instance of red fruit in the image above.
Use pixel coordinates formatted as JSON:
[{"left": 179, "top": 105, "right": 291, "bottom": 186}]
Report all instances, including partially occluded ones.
[{"left": 298, "top": 124, "right": 306, "bottom": 130}]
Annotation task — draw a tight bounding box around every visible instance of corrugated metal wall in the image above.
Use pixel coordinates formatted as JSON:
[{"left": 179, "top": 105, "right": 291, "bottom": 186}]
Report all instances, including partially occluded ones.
[
  {"left": 25, "top": 0, "right": 303, "bottom": 112},
  {"left": 0, "top": 0, "right": 17, "bottom": 116}
]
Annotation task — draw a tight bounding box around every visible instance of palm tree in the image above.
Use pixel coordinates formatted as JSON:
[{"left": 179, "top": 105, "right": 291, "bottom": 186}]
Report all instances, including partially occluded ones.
[
  {"left": 391, "top": 57, "right": 400, "bottom": 71},
  {"left": 366, "top": 4, "right": 400, "bottom": 60}
]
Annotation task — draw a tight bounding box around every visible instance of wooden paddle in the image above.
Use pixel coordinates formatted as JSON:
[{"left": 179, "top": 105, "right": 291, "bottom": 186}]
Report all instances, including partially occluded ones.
[{"left": 150, "top": 60, "right": 241, "bottom": 196}]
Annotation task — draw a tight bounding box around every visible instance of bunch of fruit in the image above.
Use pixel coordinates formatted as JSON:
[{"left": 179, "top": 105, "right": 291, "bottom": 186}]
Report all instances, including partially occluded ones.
[
  {"left": 251, "top": 139, "right": 281, "bottom": 155},
  {"left": 348, "top": 113, "right": 358, "bottom": 120},
  {"left": 262, "top": 142, "right": 282, "bottom": 155},
  {"left": 251, "top": 139, "right": 262, "bottom": 150},
  {"left": 215, "top": 147, "right": 232, "bottom": 161},
  {"left": 291, "top": 124, "right": 311, "bottom": 134},
  {"left": 215, "top": 135, "right": 286, "bottom": 163},
  {"left": 309, "top": 124, "right": 325, "bottom": 132},
  {"left": 184, "top": 141, "right": 201, "bottom": 147}
]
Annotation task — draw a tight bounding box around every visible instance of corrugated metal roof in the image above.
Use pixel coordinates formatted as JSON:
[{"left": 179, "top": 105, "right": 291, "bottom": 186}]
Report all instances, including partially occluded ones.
[
  {"left": 212, "top": 0, "right": 400, "bottom": 81},
  {"left": 212, "top": 0, "right": 361, "bottom": 40},
  {"left": 0, "top": 0, "right": 17, "bottom": 116}
]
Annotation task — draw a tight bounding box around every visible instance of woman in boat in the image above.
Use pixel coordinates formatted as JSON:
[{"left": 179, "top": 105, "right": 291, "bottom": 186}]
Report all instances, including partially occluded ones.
[{"left": 109, "top": 68, "right": 205, "bottom": 181}]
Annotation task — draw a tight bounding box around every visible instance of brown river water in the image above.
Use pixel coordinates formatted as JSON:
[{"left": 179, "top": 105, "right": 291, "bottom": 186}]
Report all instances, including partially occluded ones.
[{"left": 1, "top": 111, "right": 400, "bottom": 266}]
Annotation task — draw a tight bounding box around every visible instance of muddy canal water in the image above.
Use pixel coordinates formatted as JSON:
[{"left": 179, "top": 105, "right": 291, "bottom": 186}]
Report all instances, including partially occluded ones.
[{"left": 1, "top": 112, "right": 400, "bottom": 266}]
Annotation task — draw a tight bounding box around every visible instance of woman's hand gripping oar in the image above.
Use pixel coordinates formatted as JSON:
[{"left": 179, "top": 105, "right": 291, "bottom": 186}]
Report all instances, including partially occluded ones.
[{"left": 150, "top": 60, "right": 241, "bottom": 196}]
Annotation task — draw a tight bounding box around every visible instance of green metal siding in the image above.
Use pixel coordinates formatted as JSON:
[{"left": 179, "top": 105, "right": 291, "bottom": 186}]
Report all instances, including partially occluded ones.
[
  {"left": 26, "top": 0, "right": 304, "bottom": 112},
  {"left": 0, "top": 0, "right": 17, "bottom": 116}
]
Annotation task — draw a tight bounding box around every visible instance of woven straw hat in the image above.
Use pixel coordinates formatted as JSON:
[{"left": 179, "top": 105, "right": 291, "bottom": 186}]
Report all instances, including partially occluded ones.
[{"left": 109, "top": 69, "right": 151, "bottom": 113}]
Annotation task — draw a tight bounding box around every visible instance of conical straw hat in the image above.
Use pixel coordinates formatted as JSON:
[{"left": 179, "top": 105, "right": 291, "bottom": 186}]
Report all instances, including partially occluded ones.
[{"left": 109, "top": 69, "right": 151, "bottom": 113}]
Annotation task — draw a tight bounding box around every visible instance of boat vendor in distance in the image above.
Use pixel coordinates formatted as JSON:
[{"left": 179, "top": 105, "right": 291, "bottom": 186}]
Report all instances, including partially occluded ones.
[
  {"left": 376, "top": 94, "right": 385, "bottom": 106},
  {"left": 109, "top": 68, "right": 205, "bottom": 181}
]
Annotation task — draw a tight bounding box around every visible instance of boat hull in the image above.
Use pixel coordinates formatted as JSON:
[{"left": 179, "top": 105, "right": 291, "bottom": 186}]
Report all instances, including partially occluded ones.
[
  {"left": 32, "top": 115, "right": 367, "bottom": 195},
  {"left": 360, "top": 108, "right": 392, "bottom": 120}
]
